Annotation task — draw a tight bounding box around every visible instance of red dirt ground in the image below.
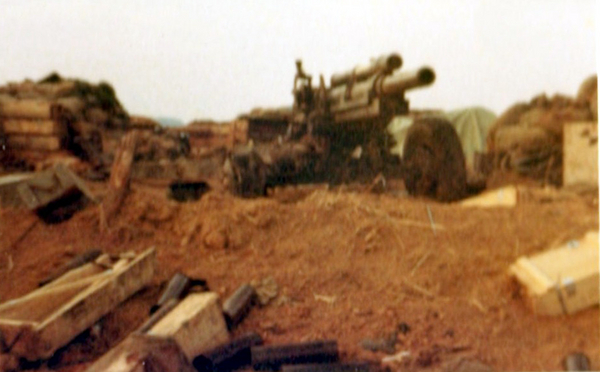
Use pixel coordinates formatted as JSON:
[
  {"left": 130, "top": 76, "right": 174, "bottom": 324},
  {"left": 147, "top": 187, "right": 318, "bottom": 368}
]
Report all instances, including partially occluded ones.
[{"left": 0, "top": 178, "right": 598, "bottom": 371}]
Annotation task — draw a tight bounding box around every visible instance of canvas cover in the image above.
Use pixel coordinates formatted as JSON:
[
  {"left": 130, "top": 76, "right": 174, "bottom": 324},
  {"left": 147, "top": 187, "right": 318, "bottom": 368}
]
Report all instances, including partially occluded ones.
[{"left": 387, "top": 106, "right": 496, "bottom": 167}]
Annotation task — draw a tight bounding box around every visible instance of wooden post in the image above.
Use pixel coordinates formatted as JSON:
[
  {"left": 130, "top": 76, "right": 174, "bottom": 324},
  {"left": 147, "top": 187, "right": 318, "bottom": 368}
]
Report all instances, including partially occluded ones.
[{"left": 100, "top": 130, "right": 138, "bottom": 230}]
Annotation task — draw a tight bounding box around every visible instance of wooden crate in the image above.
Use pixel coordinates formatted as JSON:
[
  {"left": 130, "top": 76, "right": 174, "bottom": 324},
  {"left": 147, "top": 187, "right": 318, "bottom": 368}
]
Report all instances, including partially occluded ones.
[
  {"left": 0, "top": 248, "right": 156, "bottom": 361},
  {"left": 563, "top": 122, "right": 598, "bottom": 187},
  {"left": 147, "top": 292, "right": 230, "bottom": 359},
  {"left": 509, "top": 231, "right": 599, "bottom": 315},
  {"left": 85, "top": 334, "right": 195, "bottom": 372}
]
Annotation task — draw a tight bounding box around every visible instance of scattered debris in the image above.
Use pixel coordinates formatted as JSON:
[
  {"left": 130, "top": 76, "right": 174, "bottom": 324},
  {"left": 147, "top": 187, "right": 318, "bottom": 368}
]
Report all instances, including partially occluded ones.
[
  {"left": 16, "top": 163, "right": 96, "bottom": 223},
  {"left": 403, "top": 278, "right": 435, "bottom": 299},
  {"left": 251, "top": 340, "right": 339, "bottom": 371},
  {"left": 222, "top": 283, "right": 258, "bottom": 329},
  {"left": 5, "top": 255, "right": 13, "bottom": 272},
  {"left": 459, "top": 185, "right": 518, "bottom": 208},
  {"left": 252, "top": 276, "right": 279, "bottom": 306},
  {"left": 0, "top": 248, "right": 155, "bottom": 362},
  {"left": 509, "top": 231, "right": 599, "bottom": 315},
  {"left": 193, "top": 332, "right": 263, "bottom": 372},
  {"left": 426, "top": 205, "right": 436, "bottom": 234},
  {"left": 282, "top": 362, "right": 372, "bottom": 372},
  {"left": 360, "top": 338, "right": 396, "bottom": 355},
  {"left": 85, "top": 333, "right": 195, "bottom": 372},
  {"left": 397, "top": 322, "right": 411, "bottom": 335},
  {"left": 145, "top": 292, "right": 230, "bottom": 360},
  {"left": 137, "top": 298, "right": 181, "bottom": 334},
  {"left": 314, "top": 293, "right": 337, "bottom": 305},
  {"left": 563, "top": 352, "right": 591, "bottom": 371},
  {"left": 381, "top": 350, "right": 411, "bottom": 365},
  {"left": 361, "top": 325, "right": 402, "bottom": 355},
  {"left": 150, "top": 272, "right": 208, "bottom": 314}
]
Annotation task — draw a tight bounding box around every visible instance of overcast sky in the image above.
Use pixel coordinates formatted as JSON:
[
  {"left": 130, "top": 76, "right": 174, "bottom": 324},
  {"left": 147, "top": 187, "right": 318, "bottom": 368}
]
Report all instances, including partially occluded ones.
[{"left": 1, "top": 1, "right": 597, "bottom": 123}]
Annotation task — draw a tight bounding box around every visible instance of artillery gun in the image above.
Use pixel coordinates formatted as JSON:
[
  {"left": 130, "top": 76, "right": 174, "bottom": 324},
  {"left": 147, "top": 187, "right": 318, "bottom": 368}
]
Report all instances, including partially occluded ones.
[{"left": 229, "top": 53, "right": 467, "bottom": 201}]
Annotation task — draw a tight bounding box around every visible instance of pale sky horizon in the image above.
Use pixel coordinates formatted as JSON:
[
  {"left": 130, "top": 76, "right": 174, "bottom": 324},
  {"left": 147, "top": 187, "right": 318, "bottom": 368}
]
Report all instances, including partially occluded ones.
[{"left": 1, "top": 1, "right": 597, "bottom": 123}]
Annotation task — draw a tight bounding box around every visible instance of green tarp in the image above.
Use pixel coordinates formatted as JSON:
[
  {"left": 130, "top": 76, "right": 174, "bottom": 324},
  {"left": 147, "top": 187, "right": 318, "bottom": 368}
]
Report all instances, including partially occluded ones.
[{"left": 387, "top": 106, "right": 497, "bottom": 167}]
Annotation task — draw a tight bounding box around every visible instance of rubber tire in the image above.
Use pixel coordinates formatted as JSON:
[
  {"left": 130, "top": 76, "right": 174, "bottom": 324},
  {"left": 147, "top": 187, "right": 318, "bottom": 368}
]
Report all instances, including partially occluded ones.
[{"left": 402, "top": 117, "right": 467, "bottom": 202}]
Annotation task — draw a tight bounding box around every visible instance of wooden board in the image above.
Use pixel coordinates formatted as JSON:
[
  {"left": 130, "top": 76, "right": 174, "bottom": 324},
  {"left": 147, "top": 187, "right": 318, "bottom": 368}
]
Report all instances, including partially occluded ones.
[
  {"left": 16, "top": 163, "right": 96, "bottom": 210},
  {"left": 6, "top": 135, "right": 63, "bottom": 151},
  {"left": 2, "top": 119, "right": 65, "bottom": 136},
  {"left": 85, "top": 334, "right": 195, "bottom": 372},
  {"left": 0, "top": 173, "right": 33, "bottom": 207},
  {"left": 459, "top": 185, "right": 518, "bottom": 208},
  {"left": 0, "top": 248, "right": 156, "bottom": 360},
  {"left": 563, "top": 122, "right": 598, "bottom": 187},
  {"left": 147, "top": 292, "right": 230, "bottom": 359},
  {"left": 509, "top": 231, "right": 599, "bottom": 315},
  {"left": 100, "top": 130, "right": 138, "bottom": 228}
]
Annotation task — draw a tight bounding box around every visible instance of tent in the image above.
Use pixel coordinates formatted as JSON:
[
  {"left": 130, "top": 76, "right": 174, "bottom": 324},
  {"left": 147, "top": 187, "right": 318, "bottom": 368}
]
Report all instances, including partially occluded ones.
[{"left": 387, "top": 106, "right": 497, "bottom": 168}]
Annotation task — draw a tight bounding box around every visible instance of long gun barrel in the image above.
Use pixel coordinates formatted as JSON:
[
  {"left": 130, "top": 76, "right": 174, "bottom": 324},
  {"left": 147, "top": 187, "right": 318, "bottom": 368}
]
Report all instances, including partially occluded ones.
[
  {"left": 326, "top": 66, "right": 435, "bottom": 116},
  {"left": 375, "top": 67, "right": 435, "bottom": 95},
  {"left": 330, "top": 53, "right": 402, "bottom": 88}
]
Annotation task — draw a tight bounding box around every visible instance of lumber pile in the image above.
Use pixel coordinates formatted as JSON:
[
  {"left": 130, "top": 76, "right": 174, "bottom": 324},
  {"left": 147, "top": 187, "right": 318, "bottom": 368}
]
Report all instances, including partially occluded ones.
[
  {"left": 0, "top": 73, "right": 129, "bottom": 170},
  {"left": 486, "top": 75, "right": 597, "bottom": 186}
]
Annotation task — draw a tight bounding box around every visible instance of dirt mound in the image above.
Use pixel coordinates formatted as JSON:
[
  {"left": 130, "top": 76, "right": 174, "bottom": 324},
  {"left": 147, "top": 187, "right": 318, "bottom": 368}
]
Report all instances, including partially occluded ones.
[
  {"left": 486, "top": 76, "right": 597, "bottom": 186},
  {"left": 0, "top": 181, "right": 598, "bottom": 371}
]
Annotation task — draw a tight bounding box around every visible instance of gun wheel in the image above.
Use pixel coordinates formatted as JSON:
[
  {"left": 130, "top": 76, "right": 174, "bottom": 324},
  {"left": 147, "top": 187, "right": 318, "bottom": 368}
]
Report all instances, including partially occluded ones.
[{"left": 402, "top": 117, "right": 467, "bottom": 202}]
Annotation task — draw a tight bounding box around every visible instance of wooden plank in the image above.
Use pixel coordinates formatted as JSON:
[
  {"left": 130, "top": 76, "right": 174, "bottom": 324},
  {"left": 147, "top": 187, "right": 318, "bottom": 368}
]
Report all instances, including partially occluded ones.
[
  {"left": 85, "top": 334, "right": 195, "bottom": 372},
  {"left": 100, "top": 130, "right": 138, "bottom": 229},
  {"left": 6, "top": 135, "right": 62, "bottom": 151},
  {"left": 509, "top": 231, "right": 599, "bottom": 315},
  {"left": 39, "top": 250, "right": 104, "bottom": 287},
  {"left": 16, "top": 163, "right": 96, "bottom": 210},
  {"left": 0, "top": 173, "right": 33, "bottom": 207},
  {"left": 2, "top": 248, "right": 155, "bottom": 360},
  {"left": 2, "top": 119, "right": 65, "bottom": 136},
  {"left": 42, "top": 261, "right": 107, "bottom": 290},
  {"left": 147, "top": 292, "right": 230, "bottom": 359},
  {"left": 0, "top": 275, "right": 107, "bottom": 322},
  {"left": 563, "top": 122, "right": 598, "bottom": 187},
  {"left": 460, "top": 185, "right": 518, "bottom": 208}
]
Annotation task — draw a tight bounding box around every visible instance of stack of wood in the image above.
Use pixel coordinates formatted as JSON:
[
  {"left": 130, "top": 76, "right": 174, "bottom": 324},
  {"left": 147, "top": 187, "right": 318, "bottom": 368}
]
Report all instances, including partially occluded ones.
[
  {"left": 0, "top": 73, "right": 129, "bottom": 169},
  {"left": 0, "top": 98, "right": 69, "bottom": 152},
  {"left": 486, "top": 75, "right": 597, "bottom": 186}
]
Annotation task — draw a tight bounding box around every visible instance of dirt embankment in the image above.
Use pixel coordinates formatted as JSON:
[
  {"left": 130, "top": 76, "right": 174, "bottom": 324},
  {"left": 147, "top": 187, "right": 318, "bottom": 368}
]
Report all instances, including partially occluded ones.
[{"left": 0, "top": 182, "right": 598, "bottom": 371}]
